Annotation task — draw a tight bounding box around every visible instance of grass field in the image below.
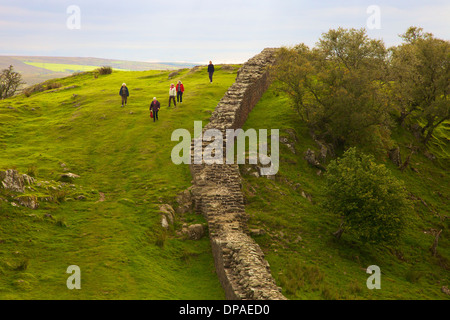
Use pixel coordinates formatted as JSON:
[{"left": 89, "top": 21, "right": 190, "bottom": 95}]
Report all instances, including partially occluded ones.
[
  {"left": 0, "top": 65, "right": 240, "bottom": 299},
  {"left": 0, "top": 64, "right": 448, "bottom": 300},
  {"left": 22, "top": 62, "right": 131, "bottom": 73},
  {"left": 242, "top": 87, "right": 449, "bottom": 300}
]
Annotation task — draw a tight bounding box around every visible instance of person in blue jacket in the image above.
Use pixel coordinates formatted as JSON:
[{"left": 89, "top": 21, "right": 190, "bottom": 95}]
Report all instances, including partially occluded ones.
[
  {"left": 207, "top": 61, "right": 214, "bottom": 83},
  {"left": 119, "top": 83, "right": 129, "bottom": 107}
]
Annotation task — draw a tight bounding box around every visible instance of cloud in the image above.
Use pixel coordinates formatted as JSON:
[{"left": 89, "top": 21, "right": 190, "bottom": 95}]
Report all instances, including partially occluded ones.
[{"left": 0, "top": 0, "right": 448, "bottom": 63}]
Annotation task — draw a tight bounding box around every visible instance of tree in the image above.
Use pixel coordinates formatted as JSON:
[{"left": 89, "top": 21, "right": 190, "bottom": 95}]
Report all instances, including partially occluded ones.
[
  {"left": 273, "top": 28, "right": 392, "bottom": 150},
  {"left": 0, "top": 65, "right": 24, "bottom": 99},
  {"left": 389, "top": 27, "right": 450, "bottom": 144},
  {"left": 325, "top": 147, "right": 410, "bottom": 243}
]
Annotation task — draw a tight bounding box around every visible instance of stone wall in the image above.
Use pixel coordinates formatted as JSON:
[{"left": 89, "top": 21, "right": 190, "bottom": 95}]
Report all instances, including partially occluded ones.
[{"left": 189, "top": 48, "right": 287, "bottom": 300}]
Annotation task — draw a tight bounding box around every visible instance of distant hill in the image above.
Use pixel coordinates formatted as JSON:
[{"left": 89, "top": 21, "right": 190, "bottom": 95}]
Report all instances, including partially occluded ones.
[{"left": 0, "top": 56, "right": 198, "bottom": 87}]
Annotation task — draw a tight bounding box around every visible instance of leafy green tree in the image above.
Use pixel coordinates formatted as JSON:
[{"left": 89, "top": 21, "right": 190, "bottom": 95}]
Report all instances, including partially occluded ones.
[
  {"left": 273, "top": 28, "right": 392, "bottom": 150},
  {"left": 325, "top": 147, "right": 410, "bottom": 243},
  {"left": 389, "top": 27, "right": 449, "bottom": 144},
  {"left": 0, "top": 65, "right": 24, "bottom": 99}
]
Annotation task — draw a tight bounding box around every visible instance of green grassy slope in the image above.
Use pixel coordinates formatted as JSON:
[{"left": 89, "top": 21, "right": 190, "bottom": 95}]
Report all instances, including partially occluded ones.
[
  {"left": 242, "top": 87, "right": 449, "bottom": 300},
  {"left": 0, "top": 65, "right": 240, "bottom": 299}
]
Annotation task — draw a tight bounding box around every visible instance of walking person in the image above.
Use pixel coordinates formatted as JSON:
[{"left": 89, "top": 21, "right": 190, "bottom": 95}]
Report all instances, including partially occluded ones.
[
  {"left": 176, "top": 80, "right": 184, "bottom": 104},
  {"left": 168, "top": 83, "right": 177, "bottom": 107},
  {"left": 207, "top": 61, "right": 214, "bottom": 83},
  {"left": 150, "top": 97, "right": 160, "bottom": 122},
  {"left": 119, "top": 83, "right": 129, "bottom": 107}
]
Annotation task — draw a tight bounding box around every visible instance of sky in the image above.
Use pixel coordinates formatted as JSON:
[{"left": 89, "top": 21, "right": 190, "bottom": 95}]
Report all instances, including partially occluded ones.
[{"left": 0, "top": 0, "right": 449, "bottom": 64}]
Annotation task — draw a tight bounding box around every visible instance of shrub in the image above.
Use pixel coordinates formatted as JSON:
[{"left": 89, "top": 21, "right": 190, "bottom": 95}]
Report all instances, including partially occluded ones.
[
  {"left": 27, "top": 165, "right": 37, "bottom": 177},
  {"left": 325, "top": 147, "right": 411, "bottom": 243},
  {"left": 23, "top": 84, "right": 44, "bottom": 97},
  {"left": 155, "top": 230, "right": 167, "bottom": 248},
  {"left": 13, "top": 259, "right": 29, "bottom": 271},
  {"left": 46, "top": 82, "right": 62, "bottom": 90},
  {"left": 55, "top": 217, "right": 67, "bottom": 228},
  {"left": 49, "top": 189, "right": 68, "bottom": 203},
  {"left": 405, "top": 268, "right": 423, "bottom": 283},
  {"left": 97, "top": 66, "right": 113, "bottom": 75}
]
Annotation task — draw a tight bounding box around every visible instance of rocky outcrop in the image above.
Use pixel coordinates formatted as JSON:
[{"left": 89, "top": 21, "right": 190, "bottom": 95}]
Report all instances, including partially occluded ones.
[
  {"left": 0, "top": 169, "right": 35, "bottom": 193},
  {"left": 159, "top": 204, "right": 175, "bottom": 229},
  {"left": 14, "top": 195, "right": 39, "bottom": 209},
  {"left": 189, "top": 48, "right": 286, "bottom": 300}
]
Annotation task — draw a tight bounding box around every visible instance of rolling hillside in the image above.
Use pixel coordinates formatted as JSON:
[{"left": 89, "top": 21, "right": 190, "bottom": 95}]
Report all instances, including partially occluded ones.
[
  {"left": 0, "top": 56, "right": 197, "bottom": 87},
  {"left": 0, "top": 65, "right": 238, "bottom": 299},
  {"left": 241, "top": 86, "right": 449, "bottom": 300},
  {"left": 0, "top": 62, "right": 448, "bottom": 300}
]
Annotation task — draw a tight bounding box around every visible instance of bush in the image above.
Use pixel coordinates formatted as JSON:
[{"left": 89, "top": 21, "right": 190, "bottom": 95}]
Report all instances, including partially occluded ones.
[
  {"left": 46, "top": 82, "right": 62, "bottom": 90},
  {"left": 27, "top": 165, "right": 37, "bottom": 177},
  {"left": 49, "top": 189, "right": 68, "bottom": 203},
  {"left": 23, "top": 84, "right": 44, "bottom": 97},
  {"left": 325, "top": 147, "right": 411, "bottom": 243},
  {"left": 97, "top": 66, "right": 113, "bottom": 75},
  {"left": 155, "top": 230, "right": 167, "bottom": 248}
]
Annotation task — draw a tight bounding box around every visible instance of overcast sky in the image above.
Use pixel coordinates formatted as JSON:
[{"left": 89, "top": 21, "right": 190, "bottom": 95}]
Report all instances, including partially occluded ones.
[{"left": 0, "top": 0, "right": 449, "bottom": 63}]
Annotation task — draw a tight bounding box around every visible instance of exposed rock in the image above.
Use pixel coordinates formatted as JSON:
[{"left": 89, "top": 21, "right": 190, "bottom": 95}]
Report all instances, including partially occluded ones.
[
  {"left": 280, "top": 136, "right": 296, "bottom": 154},
  {"left": 175, "top": 189, "right": 193, "bottom": 214},
  {"left": 185, "top": 224, "right": 205, "bottom": 240},
  {"left": 301, "top": 191, "right": 313, "bottom": 203},
  {"left": 304, "top": 149, "right": 325, "bottom": 170},
  {"left": 14, "top": 195, "right": 39, "bottom": 209},
  {"left": 250, "top": 171, "right": 260, "bottom": 178},
  {"left": 76, "top": 195, "right": 86, "bottom": 201},
  {"left": 442, "top": 286, "right": 450, "bottom": 295},
  {"left": 159, "top": 204, "right": 175, "bottom": 225},
  {"left": 161, "top": 215, "right": 169, "bottom": 229},
  {"left": 0, "top": 170, "right": 35, "bottom": 193},
  {"left": 59, "top": 173, "right": 80, "bottom": 183}
]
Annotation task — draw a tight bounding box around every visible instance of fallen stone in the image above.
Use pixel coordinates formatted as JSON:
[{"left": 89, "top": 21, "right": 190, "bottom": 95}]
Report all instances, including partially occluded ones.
[
  {"left": 61, "top": 173, "right": 80, "bottom": 179},
  {"left": 185, "top": 224, "right": 204, "bottom": 240},
  {"left": 250, "top": 229, "right": 266, "bottom": 236},
  {"left": 161, "top": 215, "right": 169, "bottom": 229}
]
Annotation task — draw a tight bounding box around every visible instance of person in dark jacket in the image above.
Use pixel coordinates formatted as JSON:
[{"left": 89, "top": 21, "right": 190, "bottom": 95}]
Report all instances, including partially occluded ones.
[
  {"left": 150, "top": 97, "right": 160, "bottom": 122},
  {"left": 207, "top": 61, "right": 214, "bottom": 83},
  {"left": 119, "top": 83, "right": 129, "bottom": 107},
  {"left": 176, "top": 80, "right": 184, "bottom": 104}
]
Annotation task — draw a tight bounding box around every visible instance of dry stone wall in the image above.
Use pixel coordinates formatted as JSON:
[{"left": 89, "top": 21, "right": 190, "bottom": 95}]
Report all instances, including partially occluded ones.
[{"left": 189, "top": 48, "right": 287, "bottom": 300}]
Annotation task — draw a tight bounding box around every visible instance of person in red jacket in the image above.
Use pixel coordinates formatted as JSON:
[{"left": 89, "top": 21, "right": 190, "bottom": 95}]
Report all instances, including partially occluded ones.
[{"left": 176, "top": 80, "right": 185, "bottom": 104}]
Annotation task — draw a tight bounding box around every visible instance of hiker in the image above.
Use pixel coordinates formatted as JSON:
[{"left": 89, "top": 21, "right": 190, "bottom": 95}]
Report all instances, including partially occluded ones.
[
  {"left": 168, "top": 83, "right": 177, "bottom": 107},
  {"left": 150, "top": 97, "right": 160, "bottom": 122},
  {"left": 207, "top": 61, "right": 214, "bottom": 83},
  {"left": 176, "top": 80, "right": 184, "bottom": 104},
  {"left": 119, "top": 83, "right": 129, "bottom": 107}
]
